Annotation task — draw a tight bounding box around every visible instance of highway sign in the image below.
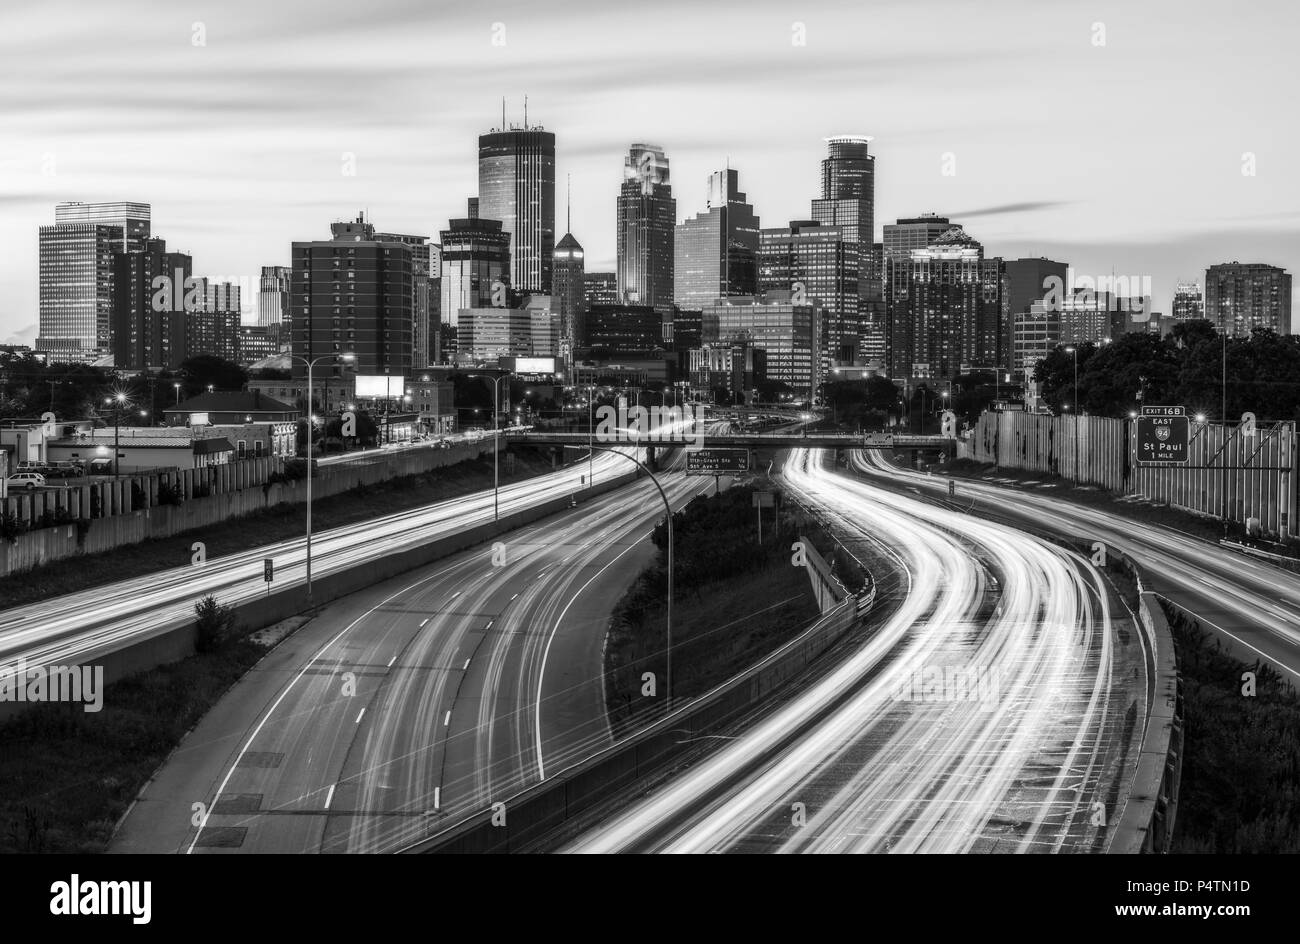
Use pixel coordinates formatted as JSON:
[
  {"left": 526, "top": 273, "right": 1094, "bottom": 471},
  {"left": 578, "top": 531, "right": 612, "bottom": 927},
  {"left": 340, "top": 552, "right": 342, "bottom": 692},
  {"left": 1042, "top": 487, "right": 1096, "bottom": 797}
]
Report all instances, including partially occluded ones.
[
  {"left": 263, "top": 558, "right": 274, "bottom": 582},
  {"left": 686, "top": 448, "right": 750, "bottom": 476},
  {"left": 1136, "top": 405, "right": 1189, "bottom": 464},
  {"left": 751, "top": 490, "right": 775, "bottom": 508}
]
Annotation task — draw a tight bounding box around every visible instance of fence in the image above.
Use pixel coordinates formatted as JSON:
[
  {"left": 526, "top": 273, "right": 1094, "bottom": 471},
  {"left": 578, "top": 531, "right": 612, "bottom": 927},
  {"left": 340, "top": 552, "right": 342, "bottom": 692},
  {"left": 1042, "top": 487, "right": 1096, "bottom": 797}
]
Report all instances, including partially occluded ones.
[
  {"left": 0, "top": 440, "right": 497, "bottom": 578},
  {"left": 958, "top": 410, "right": 1298, "bottom": 537}
]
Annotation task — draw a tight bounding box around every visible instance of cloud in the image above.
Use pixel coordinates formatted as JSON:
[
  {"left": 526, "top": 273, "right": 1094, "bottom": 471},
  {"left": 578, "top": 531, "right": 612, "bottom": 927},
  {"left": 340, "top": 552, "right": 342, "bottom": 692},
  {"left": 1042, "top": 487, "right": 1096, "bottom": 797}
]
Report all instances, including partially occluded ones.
[{"left": 950, "top": 201, "right": 1071, "bottom": 219}]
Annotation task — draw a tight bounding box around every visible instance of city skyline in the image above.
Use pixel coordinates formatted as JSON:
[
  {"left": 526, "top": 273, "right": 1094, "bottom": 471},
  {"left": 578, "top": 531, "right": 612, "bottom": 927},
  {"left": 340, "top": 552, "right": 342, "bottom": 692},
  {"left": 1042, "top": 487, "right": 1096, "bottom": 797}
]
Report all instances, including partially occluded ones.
[{"left": 3, "top": 0, "right": 1299, "bottom": 344}]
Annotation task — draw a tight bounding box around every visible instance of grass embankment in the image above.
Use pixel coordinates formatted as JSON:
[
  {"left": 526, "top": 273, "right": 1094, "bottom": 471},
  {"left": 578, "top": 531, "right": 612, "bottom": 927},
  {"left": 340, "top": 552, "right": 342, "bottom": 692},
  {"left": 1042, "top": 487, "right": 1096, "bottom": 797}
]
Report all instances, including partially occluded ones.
[
  {"left": 1163, "top": 603, "right": 1300, "bottom": 853},
  {"left": 604, "top": 484, "right": 836, "bottom": 736},
  {"left": 1, "top": 613, "right": 264, "bottom": 854},
  {"left": 939, "top": 456, "right": 1300, "bottom": 564},
  {"left": 0, "top": 448, "right": 559, "bottom": 610}
]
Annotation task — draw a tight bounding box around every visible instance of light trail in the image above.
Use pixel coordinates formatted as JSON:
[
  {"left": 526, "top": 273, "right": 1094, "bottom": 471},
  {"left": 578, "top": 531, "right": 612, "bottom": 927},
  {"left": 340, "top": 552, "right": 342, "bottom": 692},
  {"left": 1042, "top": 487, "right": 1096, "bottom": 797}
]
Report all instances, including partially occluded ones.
[{"left": 566, "top": 448, "right": 1132, "bottom": 854}]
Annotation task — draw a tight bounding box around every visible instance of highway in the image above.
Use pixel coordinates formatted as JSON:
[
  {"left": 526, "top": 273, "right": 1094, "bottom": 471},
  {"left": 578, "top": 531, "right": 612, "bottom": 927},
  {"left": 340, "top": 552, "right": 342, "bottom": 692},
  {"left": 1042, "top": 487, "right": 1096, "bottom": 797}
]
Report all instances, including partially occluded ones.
[
  {"left": 564, "top": 448, "right": 1144, "bottom": 854},
  {"left": 0, "top": 446, "right": 630, "bottom": 675},
  {"left": 850, "top": 450, "right": 1300, "bottom": 681},
  {"left": 110, "top": 448, "right": 714, "bottom": 853}
]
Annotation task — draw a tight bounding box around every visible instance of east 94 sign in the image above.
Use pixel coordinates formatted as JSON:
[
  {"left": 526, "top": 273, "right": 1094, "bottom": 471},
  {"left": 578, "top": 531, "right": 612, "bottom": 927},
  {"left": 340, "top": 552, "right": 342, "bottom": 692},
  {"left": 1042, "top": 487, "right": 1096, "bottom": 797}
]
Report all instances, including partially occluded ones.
[{"left": 1136, "top": 406, "right": 1189, "bottom": 464}]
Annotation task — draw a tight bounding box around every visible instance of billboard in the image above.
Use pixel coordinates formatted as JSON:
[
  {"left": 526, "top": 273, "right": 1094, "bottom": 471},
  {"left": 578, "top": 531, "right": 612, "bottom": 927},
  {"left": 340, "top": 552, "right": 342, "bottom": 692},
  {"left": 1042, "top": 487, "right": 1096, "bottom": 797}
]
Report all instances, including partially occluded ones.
[
  {"left": 355, "top": 375, "right": 406, "bottom": 398},
  {"left": 513, "top": 357, "right": 557, "bottom": 374}
]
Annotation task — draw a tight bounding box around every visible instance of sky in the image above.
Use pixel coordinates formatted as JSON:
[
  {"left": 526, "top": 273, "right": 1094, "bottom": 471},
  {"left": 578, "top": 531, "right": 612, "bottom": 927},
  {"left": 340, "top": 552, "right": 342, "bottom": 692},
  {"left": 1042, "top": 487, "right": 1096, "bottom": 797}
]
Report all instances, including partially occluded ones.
[{"left": 2, "top": 0, "right": 1297, "bottom": 342}]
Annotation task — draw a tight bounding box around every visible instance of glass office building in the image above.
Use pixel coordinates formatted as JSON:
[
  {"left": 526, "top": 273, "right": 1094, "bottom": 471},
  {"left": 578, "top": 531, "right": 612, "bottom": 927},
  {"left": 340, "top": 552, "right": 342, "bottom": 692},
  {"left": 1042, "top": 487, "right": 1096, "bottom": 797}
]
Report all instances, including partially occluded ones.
[
  {"left": 478, "top": 125, "right": 556, "bottom": 293},
  {"left": 617, "top": 144, "right": 675, "bottom": 307}
]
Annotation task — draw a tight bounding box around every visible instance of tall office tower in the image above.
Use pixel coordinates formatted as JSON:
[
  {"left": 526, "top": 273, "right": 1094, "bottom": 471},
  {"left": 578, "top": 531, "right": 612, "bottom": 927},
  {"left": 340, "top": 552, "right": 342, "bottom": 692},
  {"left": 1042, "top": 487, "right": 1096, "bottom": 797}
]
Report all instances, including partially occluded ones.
[
  {"left": 1204, "top": 262, "right": 1293, "bottom": 336},
  {"left": 259, "top": 265, "right": 292, "bottom": 332},
  {"left": 811, "top": 139, "right": 874, "bottom": 366},
  {"left": 457, "top": 306, "right": 535, "bottom": 362},
  {"left": 703, "top": 291, "right": 822, "bottom": 396},
  {"left": 1002, "top": 257, "right": 1069, "bottom": 372},
  {"left": 552, "top": 232, "right": 585, "bottom": 368},
  {"left": 439, "top": 198, "right": 511, "bottom": 351},
  {"left": 38, "top": 201, "right": 151, "bottom": 358},
  {"left": 758, "top": 220, "right": 861, "bottom": 368},
  {"left": 111, "top": 238, "right": 192, "bottom": 370},
  {"left": 885, "top": 226, "right": 1001, "bottom": 382},
  {"left": 617, "top": 144, "right": 675, "bottom": 307},
  {"left": 291, "top": 213, "right": 414, "bottom": 382},
  {"left": 583, "top": 272, "right": 619, "bottom": 307},
  {"left": 1172, "top": 280, "right": 1205, "bottom": 322},
  {"left": 674, "top": 169, "right": 760, "bottom": 310},
  {"left": 375, "top": 231, "right": 433, "bottom": 367},
  {"left": 478, "top": 117, "right": 556, "bottom": 293}
]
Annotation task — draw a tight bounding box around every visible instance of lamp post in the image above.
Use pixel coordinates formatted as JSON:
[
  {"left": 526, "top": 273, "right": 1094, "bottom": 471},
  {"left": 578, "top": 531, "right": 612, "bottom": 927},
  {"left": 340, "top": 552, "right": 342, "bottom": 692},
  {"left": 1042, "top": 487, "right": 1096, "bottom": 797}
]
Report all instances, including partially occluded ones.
[
  {"left": 173, "top": 382, "right": 181, "bottom": 405},
  {"left": 105, "top": 392, "right": 128, "bottom": 476},
  {"left": 587, "top": 440, "right": 675, "bottom": 711},
  {"left": 466, "top": 373, "right": 507, "bottom": 520},
  {"left": 1065, "top": 346, "right": 1079, "bottom": 483},
  {"left": 287, "top": 351, "right": 355, "bottom": 603}
]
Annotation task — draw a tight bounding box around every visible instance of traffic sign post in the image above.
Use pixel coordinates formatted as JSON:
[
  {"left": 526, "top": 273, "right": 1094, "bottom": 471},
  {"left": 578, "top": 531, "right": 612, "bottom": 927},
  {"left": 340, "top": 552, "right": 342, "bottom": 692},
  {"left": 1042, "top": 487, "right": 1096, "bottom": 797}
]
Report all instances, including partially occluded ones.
[
  {"left": 686, "top": 448, "right": 750, "bottom": 476},
  {"left": 752, "top": 490, "right": 775, "bottom": 543},
  {"left": 263, "top": 558, "right": 274, "bottom": 596},
  {"left": 1136, "top": 405, "right": 1190, "bottom": 465}
]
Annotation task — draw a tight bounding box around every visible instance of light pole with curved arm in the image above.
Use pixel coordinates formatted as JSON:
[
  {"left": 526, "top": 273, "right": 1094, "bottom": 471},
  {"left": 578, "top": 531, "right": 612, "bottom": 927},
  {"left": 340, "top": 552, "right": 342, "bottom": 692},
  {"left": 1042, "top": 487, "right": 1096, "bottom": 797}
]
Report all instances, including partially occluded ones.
[
  {"left": 583, "top": 441, "right": 675, "bottom": 711},
  {"left": 466, "top": 372, "right": 508, "bottom": 521},
  {"left": 287, "top": 351, "right": 354, "bottom": 602}
]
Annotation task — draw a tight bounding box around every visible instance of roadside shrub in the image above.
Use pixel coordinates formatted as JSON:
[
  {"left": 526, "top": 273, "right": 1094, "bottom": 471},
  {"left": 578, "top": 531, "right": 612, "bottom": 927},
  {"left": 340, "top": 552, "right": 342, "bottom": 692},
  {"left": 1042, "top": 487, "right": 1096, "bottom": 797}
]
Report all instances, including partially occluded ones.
[{"left": 194, "top": 595, "right": 238, "bottom": 653}]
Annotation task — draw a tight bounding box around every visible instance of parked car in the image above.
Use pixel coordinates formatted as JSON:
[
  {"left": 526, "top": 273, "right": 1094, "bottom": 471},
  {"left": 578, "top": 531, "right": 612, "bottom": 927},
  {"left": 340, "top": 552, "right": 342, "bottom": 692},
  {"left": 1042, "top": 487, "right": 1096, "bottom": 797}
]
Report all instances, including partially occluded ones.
[
  {"left": 6, "top": 472, "right": 46, "bottom": 491},
  {"left": 87, "top": 458, "right": 115, "bottom": 475}
]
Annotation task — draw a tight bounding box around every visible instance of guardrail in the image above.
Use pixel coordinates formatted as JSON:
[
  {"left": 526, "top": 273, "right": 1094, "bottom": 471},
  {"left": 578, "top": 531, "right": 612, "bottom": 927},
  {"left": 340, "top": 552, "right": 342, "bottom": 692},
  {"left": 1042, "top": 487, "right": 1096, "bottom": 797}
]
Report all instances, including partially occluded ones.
[
  {"left": 401, "top": 589, "right": 873, "bottom": 854},
  {"left": 1110, "top": 591, "right": 1183, "bottom": 854}
]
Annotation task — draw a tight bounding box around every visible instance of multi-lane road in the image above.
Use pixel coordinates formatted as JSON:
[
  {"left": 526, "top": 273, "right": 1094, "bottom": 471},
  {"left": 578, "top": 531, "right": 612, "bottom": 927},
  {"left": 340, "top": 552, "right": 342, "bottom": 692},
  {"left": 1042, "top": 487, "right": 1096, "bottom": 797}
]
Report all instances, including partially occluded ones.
[
  {"left": 850, "top": 450, "right": 1300, "bottom": 681},
  {"left": 112, "top": 449, "right": 712, "bottom": 853},
  {"left": 0, "top": 447, "right": 630, "bottom": 675},
  {"left": 564, "top": 448, "right": 1145, "bottom": 853}
]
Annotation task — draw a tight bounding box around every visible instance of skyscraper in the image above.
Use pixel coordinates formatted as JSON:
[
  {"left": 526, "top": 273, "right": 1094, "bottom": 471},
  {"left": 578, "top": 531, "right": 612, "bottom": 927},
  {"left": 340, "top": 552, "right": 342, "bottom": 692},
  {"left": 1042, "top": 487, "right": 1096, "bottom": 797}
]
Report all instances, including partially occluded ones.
[
  {"left": 259, "top": 265, "right": 292, "bottom": 330},
  {"left": 478, "top": 119, "right": 556, "bottom": 293},
  {"left": 886, "top": 225, "right": 1002, "bottom": 381},
  {"left": 882, "top": 214, "right": 953, "bottom": 263},
  {"left": 439, "top": 198, "right": 511, "bottom": 351},
  {"left": 617, "top": 144, "right": 675, "bottom": 307},
  {"left": 38, "top": 201, "right": 151, "bottom": 357},
  {"left": 674, "top": 169, "right": 760, "bottom": 310},
  {"left": 1204, "top": 262, "right": 1293, "bottom": 336},
  {"left": 552, "top": 232, "right": 585, "bottom": 369},
  {"left": 291, "top": 214, "right": 413, "bottom": 381},
  {"left": 758, "top": 221, "right": 860, "bottom": 367},
  {"left": 583, "top": 272, "right": 619, "bottom": 307},
  {"left": 811, "top": 136, "right": 879, "bottom": 360}
]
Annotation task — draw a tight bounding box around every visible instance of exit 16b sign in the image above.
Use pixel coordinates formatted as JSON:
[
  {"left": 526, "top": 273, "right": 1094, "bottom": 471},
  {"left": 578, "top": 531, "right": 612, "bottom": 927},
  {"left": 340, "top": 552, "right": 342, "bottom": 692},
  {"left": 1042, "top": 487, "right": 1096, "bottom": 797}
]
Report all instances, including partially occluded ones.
[{"left": 1136, "top": 405, "right": 1189, "bottom": 465}]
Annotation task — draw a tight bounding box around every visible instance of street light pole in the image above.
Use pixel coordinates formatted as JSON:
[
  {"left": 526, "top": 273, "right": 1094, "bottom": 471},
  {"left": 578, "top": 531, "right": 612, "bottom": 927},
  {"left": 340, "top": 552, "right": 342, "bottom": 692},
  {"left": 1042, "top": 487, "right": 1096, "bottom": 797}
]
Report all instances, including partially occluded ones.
[
  {"left": 1222, "top": 329, "right": 1229, "bottom": 533},
  {"left": 291, "top": 352, "right": 354, "bottom": 603},
  {"left": 1066, "top": 346, "right": 1080, "bottom": 483}
]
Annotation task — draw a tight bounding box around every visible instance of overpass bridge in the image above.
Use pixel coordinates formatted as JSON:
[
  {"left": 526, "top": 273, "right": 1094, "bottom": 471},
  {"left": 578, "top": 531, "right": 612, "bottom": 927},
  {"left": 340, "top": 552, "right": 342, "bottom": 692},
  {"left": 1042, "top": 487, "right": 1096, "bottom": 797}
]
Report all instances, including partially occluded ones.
[{"left": 504, "top": 430, "right": 955, "bottom": 453}]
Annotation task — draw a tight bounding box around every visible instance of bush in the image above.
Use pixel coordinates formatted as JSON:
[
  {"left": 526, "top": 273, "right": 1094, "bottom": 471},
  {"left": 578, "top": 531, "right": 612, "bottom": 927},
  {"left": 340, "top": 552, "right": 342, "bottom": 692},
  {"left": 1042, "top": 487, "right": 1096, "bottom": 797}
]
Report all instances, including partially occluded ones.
[
  {"left": 0, "top": 511, "right": 26, "bottom": 543},
  {"left": 157, "top": 479, "right": 184, "bottom": 507},
  {"left": 194, "top": 595, "right": 238, "bottom": 653}
]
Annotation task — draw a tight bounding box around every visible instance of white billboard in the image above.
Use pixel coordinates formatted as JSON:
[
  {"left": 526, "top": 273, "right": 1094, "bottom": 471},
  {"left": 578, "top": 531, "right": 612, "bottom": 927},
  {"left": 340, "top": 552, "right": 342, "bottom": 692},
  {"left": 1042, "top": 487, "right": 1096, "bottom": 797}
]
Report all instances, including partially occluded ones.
[
  {"left": 514, "top": 357, "right": 556, "bottom": 374},
  {"left": 355, "top": 375, "right": 406, "bottom": 397}
]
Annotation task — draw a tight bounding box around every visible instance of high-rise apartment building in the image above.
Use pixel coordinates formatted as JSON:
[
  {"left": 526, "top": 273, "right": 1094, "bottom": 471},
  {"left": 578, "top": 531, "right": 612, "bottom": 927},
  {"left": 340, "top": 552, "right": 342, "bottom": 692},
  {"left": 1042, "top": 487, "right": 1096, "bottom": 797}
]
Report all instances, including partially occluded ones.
[
  {"left": 38, "top": 201, "right": 151, "bottom": 357},
  {"left": 674, "top": 169, "right": 760, "bottom": 310},
  {"left": 110, "top": 237, "right": 191, "bottom": 370},
  {"left": 478, "top": 122, "right": 556, "bottom": 292},
  {"left": 885, "top": 226, "right": 1002, "bottom": 381},
  {"left": 375, "top": 231, "right": 433, "bottom": 367},
  {"left": 1204, "top": 263, "right": 1291, "bottom": 336},
  {"left": 617, "top": 144, "right": 675, "bottom": 307},
  {"left": 291, "top": 214, "right": 414, "bottom": 382}
]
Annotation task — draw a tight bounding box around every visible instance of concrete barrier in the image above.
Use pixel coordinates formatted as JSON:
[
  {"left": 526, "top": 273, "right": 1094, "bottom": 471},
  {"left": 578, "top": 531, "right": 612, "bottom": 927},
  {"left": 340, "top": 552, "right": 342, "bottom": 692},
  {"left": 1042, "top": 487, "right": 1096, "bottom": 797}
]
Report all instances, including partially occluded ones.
[
  {"left": 402, "top": 594, "right": 869, "bottom": 853},
  {"left": 1110, "top": 591, "right": 1183, "bottom": 854}
]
